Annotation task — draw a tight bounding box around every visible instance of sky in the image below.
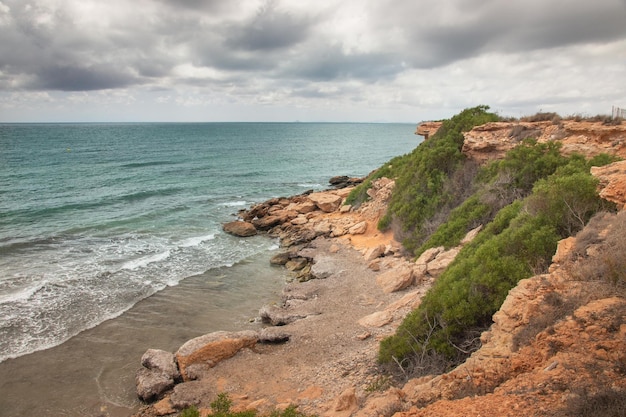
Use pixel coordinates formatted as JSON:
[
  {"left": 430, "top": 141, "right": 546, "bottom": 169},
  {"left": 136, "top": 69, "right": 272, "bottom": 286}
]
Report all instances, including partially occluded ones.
[{"left": 0, "top": 0, "right": 625, "bottom": 123}]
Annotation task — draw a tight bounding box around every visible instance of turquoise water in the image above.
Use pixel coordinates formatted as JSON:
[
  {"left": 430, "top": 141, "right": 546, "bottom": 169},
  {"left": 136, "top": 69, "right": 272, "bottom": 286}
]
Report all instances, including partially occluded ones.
[{"left": 0, "top": 122, "right": 419, "bottom": 363}]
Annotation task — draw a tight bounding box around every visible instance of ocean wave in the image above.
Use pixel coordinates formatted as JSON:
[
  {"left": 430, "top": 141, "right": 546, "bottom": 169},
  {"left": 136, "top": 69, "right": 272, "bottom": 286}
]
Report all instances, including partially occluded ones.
[
  {"left": 120, "top": 160, "right": 176, "bottom": 169},
  {"left": 222, "top": 200, "right": 247, "bottom": 207},
  {"left": 120, "top": 250, "right": 171, "bottom": 270},
  {"left": 179, "top": 233, "right": 216, "bottom": 248},
  {"left": 0, "top": 280, "right": 48, "bottom": 304}
]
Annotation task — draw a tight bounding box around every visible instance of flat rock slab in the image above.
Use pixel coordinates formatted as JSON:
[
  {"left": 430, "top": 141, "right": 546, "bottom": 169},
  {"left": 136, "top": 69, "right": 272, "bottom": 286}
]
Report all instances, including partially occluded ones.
[
  {"left": 309, "top": 192, "right": 343, "bottom": 212},
  {"left": 175, "top": 330, "right": 259, "bottom": 380}
]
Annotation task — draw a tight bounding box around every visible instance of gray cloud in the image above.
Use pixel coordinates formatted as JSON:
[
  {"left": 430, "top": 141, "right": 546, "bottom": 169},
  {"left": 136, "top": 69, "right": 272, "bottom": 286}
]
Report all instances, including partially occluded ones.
[
  {"left": 283, "top": 44, "right": 403, "bottom": 81},
  {"left": 224, "top": 2, "right": 317, "bottom": 51},
  {"left": 374, "top": 0, "right": 626, "bottom": 69},
  {"left": 30, "top": 64, "right": 141, "bottom": 91},
  {"left": 0, "top": 0, "right": 625, "bottom": 122}
]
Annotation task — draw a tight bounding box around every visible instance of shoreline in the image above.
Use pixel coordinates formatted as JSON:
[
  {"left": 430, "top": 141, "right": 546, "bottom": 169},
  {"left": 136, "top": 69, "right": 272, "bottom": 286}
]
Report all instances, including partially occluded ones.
[
  {"left": 133, "top": 180, "right": 430, "bottom": 416},
  {"left": 0, "top": 251, "right": 289, "bottom": 417}
]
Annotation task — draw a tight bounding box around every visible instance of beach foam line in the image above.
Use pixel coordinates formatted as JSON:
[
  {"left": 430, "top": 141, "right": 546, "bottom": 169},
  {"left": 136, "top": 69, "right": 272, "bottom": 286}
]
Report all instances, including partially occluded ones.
[
  {"left": 121, "top": 250, "right": 171, "bottom": 271},
  {"left": 222, "top": 200, "right": 247, "bottom": 207},
  {"left": 179, "top": 233, "right": 216, "bottom": 248},
  {"left": 0, "top": 280, "right": 48, "bottom": 304}
]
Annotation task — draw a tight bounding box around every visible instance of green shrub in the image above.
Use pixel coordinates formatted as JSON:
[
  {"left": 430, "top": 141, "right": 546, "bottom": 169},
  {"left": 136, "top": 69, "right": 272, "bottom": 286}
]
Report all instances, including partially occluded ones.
[
  {"left": 478, "top": 139, "right": 567, "bottom": 195},
  {"left": 415, "top": 195, "right": 491, "bottom": 256},
  {"left": 378, "top": 144, "right": 617, "bottom": 371},
  {"left": 382, "top": 105, "right": 500, "bottom": 253},
  {"left": 179, "top": 405, "right": 200, "bottom": 417},
  {"left": 198, "top": 393, "right": 316, "bottom": 417}
]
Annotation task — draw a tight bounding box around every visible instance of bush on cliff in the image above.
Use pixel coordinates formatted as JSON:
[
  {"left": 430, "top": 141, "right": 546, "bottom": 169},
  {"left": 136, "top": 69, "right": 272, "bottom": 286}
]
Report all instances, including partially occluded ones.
[
  {"left": 379, "top": 105, "right": 500, "bottom": 252},
  {"left": 378, "top": 131, "right": 616, "bottom": 371},
  {"left": 414, "top": 139, "right": 570, "bottom": 257},
  {"left": 345, "top": 105, "right": 499, "bottom": 233}
]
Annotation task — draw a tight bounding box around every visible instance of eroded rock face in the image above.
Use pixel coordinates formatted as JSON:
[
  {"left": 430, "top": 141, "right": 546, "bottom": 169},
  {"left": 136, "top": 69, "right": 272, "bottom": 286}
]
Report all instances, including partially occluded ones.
[
  {"left": 462, "top": 120, "right": 626, "bottom": 164},
  {"left": 175, "top": 330, "right": 259, "bottom": 381},
  {"left": 397, "top": 217, "right": 626, "bottom": 417},
  {"left": 591, "top": 160, "right": 626, "bottom": 209},
  {"left": 415, "top": 122, "right": 443, "bottom": 140}
]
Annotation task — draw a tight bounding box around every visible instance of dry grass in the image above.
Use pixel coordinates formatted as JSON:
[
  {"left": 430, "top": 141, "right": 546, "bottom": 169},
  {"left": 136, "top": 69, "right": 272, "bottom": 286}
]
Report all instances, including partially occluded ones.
[
  {"left": 566, "top": 211, "right": 626, "bottom": 287},
  {"left": 562, "top": 388, "right": 626, "bottom": 417}
]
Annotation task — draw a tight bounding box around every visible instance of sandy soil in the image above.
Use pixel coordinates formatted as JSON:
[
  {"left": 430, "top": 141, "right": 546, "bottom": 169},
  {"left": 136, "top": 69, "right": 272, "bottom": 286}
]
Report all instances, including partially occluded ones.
[{"left": 136, "top": 225, "right": 419, "bottom": 417}]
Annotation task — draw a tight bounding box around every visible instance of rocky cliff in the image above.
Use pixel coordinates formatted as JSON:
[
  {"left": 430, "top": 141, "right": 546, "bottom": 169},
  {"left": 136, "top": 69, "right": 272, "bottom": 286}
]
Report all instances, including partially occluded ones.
[
  {"left": 372, "top": 119, "right": 626, "bottom": 417},
  {"left": 462, "top": 120, "right": 626, "bottom": 164}
]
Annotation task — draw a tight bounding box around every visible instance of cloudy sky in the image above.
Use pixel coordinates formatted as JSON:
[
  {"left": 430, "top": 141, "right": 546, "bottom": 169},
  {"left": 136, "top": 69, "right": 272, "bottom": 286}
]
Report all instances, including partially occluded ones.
[{"left": 1, "top": 0, "right": 625, "bottom": 122}]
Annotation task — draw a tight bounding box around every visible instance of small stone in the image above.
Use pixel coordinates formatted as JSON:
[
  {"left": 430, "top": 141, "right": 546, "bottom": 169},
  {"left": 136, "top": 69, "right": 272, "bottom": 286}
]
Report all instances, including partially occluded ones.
[
  {"left": 259, "top": 328, "right": 291, "bottom": 344},
  {"left": 285, "top": 257, "right": 309, "bottom": 271},
  {"left": 364, "top": 244, "right": 385, "bottom": 262},
  {"left": 348, "top": 221, "right": 367, "bottom": 235},
  {"left": 270, "top": 252, "right": 291, "bottom": 266}
]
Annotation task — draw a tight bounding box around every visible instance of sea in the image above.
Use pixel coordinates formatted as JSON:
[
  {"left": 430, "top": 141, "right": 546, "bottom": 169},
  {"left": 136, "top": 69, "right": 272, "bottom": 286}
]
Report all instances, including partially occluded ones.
[{"left": 0, "top": 122, "right": 419, "bottom": 416}]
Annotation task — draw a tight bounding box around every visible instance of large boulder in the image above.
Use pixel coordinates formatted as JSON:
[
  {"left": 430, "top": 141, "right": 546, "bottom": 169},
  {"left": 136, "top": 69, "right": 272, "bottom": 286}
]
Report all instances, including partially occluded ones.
[
  {"left": 252, "top": 214, "right": 288, "bottom": 230},
  {"left": 358, "top": 310, "right": 393, "bottom": 328},
  {"left": 136, "top": 368, "right": 175, "bottom": 403},
  {"left": 310, "top": 255, "right": 339, "bottom": 279},
  {"left": 415, "top": 246, "right": 444, "bottom": 268},
  {"left": 141, "top": 349, "right": 180, "bottom": 381},
  {"left": 376, "top": 264, "right": 414, "bottom": 293},
  {"left": 135, "top": 349, "right": 180, "bottom": 402},
  {"left": 348, "top": 221, "right": 367, "bottom": 235},
  {"left": 223, "top": 221, "right": 257, "bottom": 237},
  {"left": 426, "top": 248, "right": 460, "bottom": 276},
  {"left": 175, "top": 330, "right": 259, "bottom": 381},
  {"left": 309, "top": 192, "right": 343, "bottom": 212},
  {"left": 363, "top": 244, "right": 386, "bottom": 262}
]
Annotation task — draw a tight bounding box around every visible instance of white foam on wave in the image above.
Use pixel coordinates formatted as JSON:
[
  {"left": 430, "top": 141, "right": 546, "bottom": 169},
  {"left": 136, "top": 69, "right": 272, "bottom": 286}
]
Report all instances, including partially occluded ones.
[
  {"left": 297, "top": 183, "right": 322, "bottom": 188},
  {"left": 0, "top": 280, "right": 48, "bottom": 304},
  {"left": 222, "top": 200, "right": 247, "bottom": 207},
  {"left": 179, "top": 233, "right": 216, "bottom": 248},
  {"left": 121, "top": 250, "right": 171, "bottom": 270}
]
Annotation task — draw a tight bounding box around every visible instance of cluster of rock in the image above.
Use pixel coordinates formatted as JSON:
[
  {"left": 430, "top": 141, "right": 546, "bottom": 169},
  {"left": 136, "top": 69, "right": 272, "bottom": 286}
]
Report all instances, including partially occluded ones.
[
  {"left": 222, "top": 177, "right": 395, "bottom": 250},
  {"left": 135, "top": 177, "right": 394, "bottom": 411},
  {"left": 136, "top": 329, "right": 291, "bottom": 406}
]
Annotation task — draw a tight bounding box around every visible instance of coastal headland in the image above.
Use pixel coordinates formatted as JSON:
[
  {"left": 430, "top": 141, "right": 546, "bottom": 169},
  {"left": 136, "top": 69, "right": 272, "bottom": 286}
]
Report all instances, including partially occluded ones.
[{"left": 134, "top": 115, "right": 626, "bottom": 417}]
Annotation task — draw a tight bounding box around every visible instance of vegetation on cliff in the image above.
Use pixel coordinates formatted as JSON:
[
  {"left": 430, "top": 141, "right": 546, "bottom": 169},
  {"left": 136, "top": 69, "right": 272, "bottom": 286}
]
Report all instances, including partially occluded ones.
[{"left": 347, "top": 106, "right": 620, "bottom": 373}]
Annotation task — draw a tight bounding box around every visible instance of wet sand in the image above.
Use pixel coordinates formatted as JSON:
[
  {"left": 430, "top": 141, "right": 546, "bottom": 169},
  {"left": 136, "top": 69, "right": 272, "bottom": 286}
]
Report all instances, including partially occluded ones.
[{"left": 0, "top": 252, "right": 288, "bottom": 417}]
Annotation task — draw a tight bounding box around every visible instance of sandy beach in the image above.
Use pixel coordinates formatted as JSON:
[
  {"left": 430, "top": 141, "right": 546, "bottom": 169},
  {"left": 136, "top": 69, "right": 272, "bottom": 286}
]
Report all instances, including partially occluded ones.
[{"left": 133, "top": 183, "right": 429, "bottom": 416}]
